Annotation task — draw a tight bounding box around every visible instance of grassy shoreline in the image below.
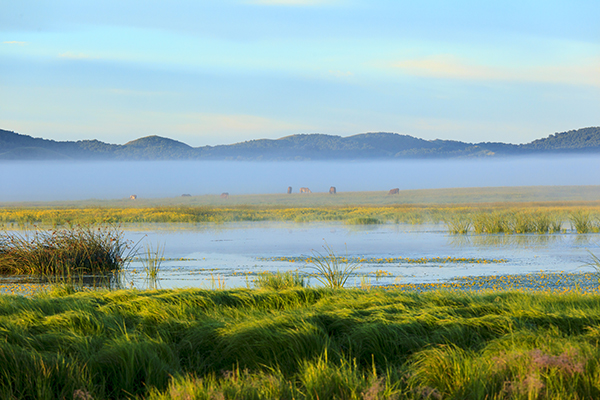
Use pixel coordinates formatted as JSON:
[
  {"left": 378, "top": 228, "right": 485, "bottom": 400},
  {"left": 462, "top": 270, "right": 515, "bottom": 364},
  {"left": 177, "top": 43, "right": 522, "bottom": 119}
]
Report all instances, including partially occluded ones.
[
  {"left": 2, "top": 186, "right": 600, "bottom": 234},
  {"left": 2, "top": 204, "right": 600, "bottom": 235},
  {"left": 2, "top": 287, "right": 600, "bottom": 399}
]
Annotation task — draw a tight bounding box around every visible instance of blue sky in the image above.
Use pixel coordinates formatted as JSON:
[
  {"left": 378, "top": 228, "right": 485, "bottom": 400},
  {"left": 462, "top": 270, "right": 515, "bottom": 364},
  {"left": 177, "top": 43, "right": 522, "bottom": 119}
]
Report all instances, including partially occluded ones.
[{"left": 1, "top": 0, "right": 598, "bottom": 146}]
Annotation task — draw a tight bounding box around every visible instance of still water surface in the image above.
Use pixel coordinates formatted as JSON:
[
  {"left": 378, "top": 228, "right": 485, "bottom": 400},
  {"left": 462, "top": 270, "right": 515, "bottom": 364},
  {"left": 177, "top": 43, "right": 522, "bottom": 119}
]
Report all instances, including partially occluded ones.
[{"left": 123, "top": 222, "right": 600, "bottom": 289}]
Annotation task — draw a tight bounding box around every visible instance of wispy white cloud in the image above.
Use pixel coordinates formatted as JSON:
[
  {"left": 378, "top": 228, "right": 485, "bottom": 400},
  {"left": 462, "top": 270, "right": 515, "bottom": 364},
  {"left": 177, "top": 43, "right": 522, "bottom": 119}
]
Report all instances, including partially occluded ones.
[
  {"left": 176, "top": 112, "right": 310, "bottom": 141},
  {"left": 3, "top": 41, "right": 28, "bottom": 46},
  {"left": 58, "top": 51, "right": 99, "bottom": 60},
  {"left": 390, "top": 55, "right": 600, "bottom": 87}
]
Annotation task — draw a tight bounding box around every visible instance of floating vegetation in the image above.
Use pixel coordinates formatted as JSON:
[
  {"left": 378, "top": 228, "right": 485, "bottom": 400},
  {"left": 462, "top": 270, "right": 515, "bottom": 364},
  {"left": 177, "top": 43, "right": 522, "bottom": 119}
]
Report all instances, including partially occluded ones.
[
  {"left": 386, "top": 272, "right": 600, "bottom": 294},
  {"left": 261, "top": 255, "right": 508, "bottom": 264}
]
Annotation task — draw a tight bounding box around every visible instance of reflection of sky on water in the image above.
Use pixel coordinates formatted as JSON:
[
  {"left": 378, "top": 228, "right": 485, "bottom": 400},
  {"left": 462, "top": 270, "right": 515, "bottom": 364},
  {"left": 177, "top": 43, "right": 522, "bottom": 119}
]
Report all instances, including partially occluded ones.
[{"left": 118, "top": 222, "right": 600, "bottom": 289}]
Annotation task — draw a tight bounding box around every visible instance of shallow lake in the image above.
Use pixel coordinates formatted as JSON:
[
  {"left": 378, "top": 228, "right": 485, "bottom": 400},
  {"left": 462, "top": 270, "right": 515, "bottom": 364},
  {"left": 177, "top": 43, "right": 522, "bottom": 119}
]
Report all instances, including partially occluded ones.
[{"left": 120, "top": 221, "right": 600, "bottom": 290}]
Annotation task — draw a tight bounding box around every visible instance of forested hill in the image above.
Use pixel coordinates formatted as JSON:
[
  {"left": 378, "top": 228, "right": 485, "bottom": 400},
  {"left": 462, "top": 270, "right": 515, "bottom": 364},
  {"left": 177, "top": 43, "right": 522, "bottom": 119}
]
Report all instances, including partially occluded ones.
[
  {"left": 0, "top": 126, "right": 598, "bottom": 161},
  {"left": 523, "top": 127, "right": 600, "bottom": 151}
]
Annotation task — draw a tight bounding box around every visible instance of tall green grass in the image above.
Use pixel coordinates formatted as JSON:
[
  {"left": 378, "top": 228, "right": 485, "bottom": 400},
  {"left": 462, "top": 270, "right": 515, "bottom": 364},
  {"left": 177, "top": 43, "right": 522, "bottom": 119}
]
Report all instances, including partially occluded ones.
[{"left": 3, "top": 288, "right": 600, "bottom": 398}]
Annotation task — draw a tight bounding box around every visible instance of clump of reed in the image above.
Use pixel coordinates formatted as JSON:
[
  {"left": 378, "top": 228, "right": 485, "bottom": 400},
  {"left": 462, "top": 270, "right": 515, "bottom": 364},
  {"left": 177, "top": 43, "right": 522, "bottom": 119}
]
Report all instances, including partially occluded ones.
[
  {"left": 345, "top": 216, "right": 382, "bottom": 225},
  {"left": 0, "top": 226, "right": 133, "bottom": 276},
  {"left": 445, "top": 215, "right": 472, "bottom": 234},
  {"left": 570, "top": 210, "right": 600, "bottom": 233},
  {"left": 308, "top": 242, "right": 359, "bottom": 288},
  {"left": 253, "top": 270, "right": 306, "bottom": 290},
  {"left": 140, "top": 242, "right": 164, "bottom": 289},
  {"left": 470, "top": 211, "right": 563, "bottom": 235}
]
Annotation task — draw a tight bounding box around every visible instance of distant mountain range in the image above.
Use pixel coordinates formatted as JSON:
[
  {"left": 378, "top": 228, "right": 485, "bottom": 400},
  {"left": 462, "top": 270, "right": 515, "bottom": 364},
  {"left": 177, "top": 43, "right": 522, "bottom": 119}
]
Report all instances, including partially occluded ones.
[{"left": 1, "top": 127, "right": 599, "bottom": 161}]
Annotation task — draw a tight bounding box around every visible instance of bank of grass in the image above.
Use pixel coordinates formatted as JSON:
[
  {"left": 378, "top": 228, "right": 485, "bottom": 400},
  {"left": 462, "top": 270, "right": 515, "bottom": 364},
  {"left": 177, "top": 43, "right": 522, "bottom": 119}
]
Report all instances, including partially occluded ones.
[
  {"left": 3, "top": 287, "right": 600, "bottom": 399},
  {"left": 2, "top": 204, "right": 600, "bottom": 236}
]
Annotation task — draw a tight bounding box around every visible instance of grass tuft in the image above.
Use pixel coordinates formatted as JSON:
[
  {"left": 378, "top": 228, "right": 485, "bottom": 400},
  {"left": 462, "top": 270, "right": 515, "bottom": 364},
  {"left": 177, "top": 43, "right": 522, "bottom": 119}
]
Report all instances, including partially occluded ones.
[
  {"left": 308, "top": 242, "right": 360, "bottom": 288},
  {"left": 140, "top": 242, "right": 164, "bottom": 289},
  {"left": 346, "top": 216, "right": 382, "bottom": 225},
  {"left": 0, "top": 225, "right": 134, "bottom": 276},
  {"left": 253, "top": 271, "right": 306, "bottom": 290}
]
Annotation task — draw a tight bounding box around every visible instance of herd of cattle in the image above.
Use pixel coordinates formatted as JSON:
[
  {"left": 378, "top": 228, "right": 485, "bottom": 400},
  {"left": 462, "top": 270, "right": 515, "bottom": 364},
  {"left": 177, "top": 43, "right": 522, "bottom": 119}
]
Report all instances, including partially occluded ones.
[{"left": 129, "top": 187, "right": 401, "bottom": 200}]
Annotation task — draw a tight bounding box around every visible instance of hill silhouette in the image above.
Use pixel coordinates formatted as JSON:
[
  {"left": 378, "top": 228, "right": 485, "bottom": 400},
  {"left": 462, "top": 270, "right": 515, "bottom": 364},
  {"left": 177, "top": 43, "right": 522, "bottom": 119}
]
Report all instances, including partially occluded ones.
[{"left": 0, "top": 126, "right": 598, "bottom": 161}]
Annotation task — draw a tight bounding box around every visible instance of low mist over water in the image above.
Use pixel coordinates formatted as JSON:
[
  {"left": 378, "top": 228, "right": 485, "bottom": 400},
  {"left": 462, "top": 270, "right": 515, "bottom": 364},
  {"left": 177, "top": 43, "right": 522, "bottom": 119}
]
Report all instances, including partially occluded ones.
[{"left": 2, "top": 156, "right": 600, "bottom": 202}]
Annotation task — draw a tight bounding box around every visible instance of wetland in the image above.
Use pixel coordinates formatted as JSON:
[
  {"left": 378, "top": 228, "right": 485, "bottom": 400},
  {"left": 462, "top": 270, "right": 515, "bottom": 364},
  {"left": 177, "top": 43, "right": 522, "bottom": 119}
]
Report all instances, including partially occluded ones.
[{"left": 3, "top": 186, "right": 600, "bottom": 399}]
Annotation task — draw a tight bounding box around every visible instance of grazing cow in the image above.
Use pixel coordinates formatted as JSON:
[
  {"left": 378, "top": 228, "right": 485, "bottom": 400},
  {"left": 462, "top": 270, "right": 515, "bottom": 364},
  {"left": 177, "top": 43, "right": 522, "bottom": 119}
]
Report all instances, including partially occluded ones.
[
  {"left": 299, "top": 187, "right": 312, "bottom": 194},
  {"left": 329, "top": 186, "right": 337, "bottom": 195},
  {"left": 388, "top": 188, "right": 399, "bottom": 195},
  {"left": 220, "top": 192, "right": 229, "bottom": 199},
  {"left": 129, "top": 194, "right": 137, "bottom": 200},
  {"left": 181, "top": 194, "right": 191, "bottom": 197},
  {"left": 287, "top": 186, "right": 292, "bottom": 194}
]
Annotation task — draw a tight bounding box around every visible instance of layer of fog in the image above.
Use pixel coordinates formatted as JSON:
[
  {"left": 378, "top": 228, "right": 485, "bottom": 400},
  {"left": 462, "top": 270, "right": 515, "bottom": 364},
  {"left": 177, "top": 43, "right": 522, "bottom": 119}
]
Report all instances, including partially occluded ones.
[{"left": 2, "top": 156, "right": 600, "bottom": 202}]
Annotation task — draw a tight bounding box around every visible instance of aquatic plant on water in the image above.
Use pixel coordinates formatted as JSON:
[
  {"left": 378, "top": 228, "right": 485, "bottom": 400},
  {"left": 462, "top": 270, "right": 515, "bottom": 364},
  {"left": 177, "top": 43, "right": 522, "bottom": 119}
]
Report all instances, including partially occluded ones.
[
  {"left": 445, "top": 215, "right": 472, "bottom": 234},
  {"left": 140, "top": 242, "right": 165, "bottom": 289},
  {"left": 308, "top": 241, "right": 360, "bottom": 288}
]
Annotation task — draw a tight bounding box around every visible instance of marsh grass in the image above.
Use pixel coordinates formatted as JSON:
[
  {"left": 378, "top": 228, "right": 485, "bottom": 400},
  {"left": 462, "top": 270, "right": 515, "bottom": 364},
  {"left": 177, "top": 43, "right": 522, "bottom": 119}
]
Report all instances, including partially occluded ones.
[
  {"left": 0, "top": 225, "right": 134, "bottom": 276},
  {"left": 445, "top": 215, "right": 472, "bottom": 234},
  {"left": 570, "top": 210, "right": 600, "bottom": 233},
  {"left": 585, "top": 250, "right": 600, "bottom": 283},
  {"left": 346, "top": 216, "right": 382, "bottom": 225},
  {"left": 140, "top": 242, "right": 164, "bottom": 289},
  {"left": 3, "top": 288, "right": 600, "bottom": 399},
  {"left": 209, "top": 274, "right": 226, "bottom": 290},
  {"left": 308, "top": 242, "right": 360, "bottom": 288},
  {"left": 253, "top": 270, "right": 306, "bottom": 290},
  {"left": 1, "top": 201, "right": 600, "bottom": 235}
]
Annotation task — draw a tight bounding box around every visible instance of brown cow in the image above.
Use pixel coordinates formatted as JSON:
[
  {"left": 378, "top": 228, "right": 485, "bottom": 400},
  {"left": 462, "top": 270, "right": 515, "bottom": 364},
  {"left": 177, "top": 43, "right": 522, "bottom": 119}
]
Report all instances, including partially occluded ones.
[
  {"left": 388, "top": 188, "right": 399, "bottom": 195},
  {"left": 329, "top": 186, "right": 336, "bottom": 194},
  {"left": 129, "top": 194, "right": 138, "bottom": 200},
  {"left": 220, "top": 192, "right": 229, "bottom": 199},
  {"left": 287, "top": 186, "right": 292, "bottom": 194},
  {"left": 299, "top": 187, "right": 312, "bottom": 194}
]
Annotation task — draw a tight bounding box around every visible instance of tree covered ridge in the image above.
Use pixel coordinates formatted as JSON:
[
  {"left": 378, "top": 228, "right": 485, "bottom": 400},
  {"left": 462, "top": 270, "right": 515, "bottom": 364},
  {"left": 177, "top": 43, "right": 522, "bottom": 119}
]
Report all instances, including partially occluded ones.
[
  {"left": 525, "top": 127, "right": 600, "bottom": 150},
  {"left": 0, "top": 126, "right": 599, "bottom": 160}
]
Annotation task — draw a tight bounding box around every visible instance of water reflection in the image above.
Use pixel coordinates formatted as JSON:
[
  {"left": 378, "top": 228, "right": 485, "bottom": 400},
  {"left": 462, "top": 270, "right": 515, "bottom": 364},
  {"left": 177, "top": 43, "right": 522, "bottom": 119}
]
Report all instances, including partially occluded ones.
[
  {"left": 573, "top": 234, "right": 600, "bottom": 247},
  {"left": 448, "top": 234, "right": 564, "bottom": 248}
]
